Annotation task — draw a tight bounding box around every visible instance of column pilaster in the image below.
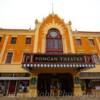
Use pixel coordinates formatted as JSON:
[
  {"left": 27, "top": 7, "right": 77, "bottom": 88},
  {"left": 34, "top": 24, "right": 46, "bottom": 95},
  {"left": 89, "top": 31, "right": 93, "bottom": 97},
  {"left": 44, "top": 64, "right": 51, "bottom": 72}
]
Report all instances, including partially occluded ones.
[
  {"left": 29, "top": 74, "right": 38, "bottom": 97},
  {"left": 0, "top": 35, "right": 8, "bottom": 63},
  {"left": 95, "top": 37, "right": 100, "bottom": 53},
  {"left": 73, "top": 73, "right": 82, "bottom": 96}
]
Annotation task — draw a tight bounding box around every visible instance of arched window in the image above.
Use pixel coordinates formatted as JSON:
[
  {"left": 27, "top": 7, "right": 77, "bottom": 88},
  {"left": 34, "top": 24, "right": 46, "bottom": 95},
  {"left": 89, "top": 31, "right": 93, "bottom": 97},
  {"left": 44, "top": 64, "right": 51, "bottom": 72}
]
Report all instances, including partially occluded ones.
[{"left": 46, "top": 28, "right": 63, "bottom": 54}]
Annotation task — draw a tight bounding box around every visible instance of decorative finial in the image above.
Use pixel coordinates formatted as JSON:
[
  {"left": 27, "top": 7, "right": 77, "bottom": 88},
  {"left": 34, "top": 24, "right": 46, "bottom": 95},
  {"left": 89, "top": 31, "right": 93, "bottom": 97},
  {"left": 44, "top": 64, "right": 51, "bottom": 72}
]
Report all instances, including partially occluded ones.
[
  {"left": 68, "top": 20, "right": 72, "bottom": 25},
  {"left": 35, "top": 19, "right": 38, "bottom": 25},
  {"left": 75, "top": 29, "right": 78, "bottom": 32},
  {"left": 52, "top": 0, "right": 54, "bottom": 15}
]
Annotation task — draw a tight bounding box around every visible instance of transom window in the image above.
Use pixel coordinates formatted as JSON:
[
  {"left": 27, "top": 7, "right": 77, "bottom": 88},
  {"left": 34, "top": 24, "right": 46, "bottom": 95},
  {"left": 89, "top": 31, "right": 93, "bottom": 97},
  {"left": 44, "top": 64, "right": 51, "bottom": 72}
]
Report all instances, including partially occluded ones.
[{"left": 46, "top": 28, "right": 63, "bottom": 54}]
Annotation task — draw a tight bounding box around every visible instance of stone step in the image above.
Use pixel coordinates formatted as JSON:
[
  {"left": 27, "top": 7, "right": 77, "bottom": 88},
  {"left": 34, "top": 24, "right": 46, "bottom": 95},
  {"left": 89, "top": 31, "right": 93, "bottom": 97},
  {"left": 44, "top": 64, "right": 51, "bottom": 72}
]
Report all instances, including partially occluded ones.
[{"left": 0, "top": 96, "right": 100, "bottom": 100}]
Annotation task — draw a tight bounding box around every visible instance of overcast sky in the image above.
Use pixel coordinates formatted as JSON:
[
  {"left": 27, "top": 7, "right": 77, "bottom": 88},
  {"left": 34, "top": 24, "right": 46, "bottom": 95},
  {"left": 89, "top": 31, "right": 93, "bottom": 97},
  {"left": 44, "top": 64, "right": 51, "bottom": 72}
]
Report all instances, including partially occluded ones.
[{"left": 0, "top": 0, "right": 100, "bottom": 31}]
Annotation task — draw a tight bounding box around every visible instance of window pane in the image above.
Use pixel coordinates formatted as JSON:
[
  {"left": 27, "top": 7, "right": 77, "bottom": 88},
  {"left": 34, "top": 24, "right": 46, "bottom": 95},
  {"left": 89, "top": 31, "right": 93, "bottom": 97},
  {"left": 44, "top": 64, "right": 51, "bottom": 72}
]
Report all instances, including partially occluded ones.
[
  {"left": 50, "top": 39, "right": 54, "bottom": 49},
  {"left": 46, "top": 39, "right": 63, "bottom": 51},
  {"left": 47, "top": 39, "right": 53, "bottom": 49},
  {"left": 11, "top": 37, "right": 16, "bottom": 44},
  {"left": 18, "top": 80, "right": 29, "bottom": 93},
  {"left": 93, "top": 54, "right": 100, "bottom": 64},
  {"left": 76, "top": 39, "right": 81, "bottom": 45},
  {"left": 46, "top": 39, "right": 49, "bottom": 49},
  {"left": 89, "top": 39, "right": 95, "bottom": 46},
  {"left": 5, "top": 52, "right": 13, "bottom": 63},
  {"left": 46, "top": 28, "right": 63, "bottom": 53},
  {"left": 54, "top": 39, "right": 59, "bottom": 49},
  {"left": 58, "top": 39, "right": 62, "bottom": 49},
  {"left": 46, "top": 39, "right": 51, "bottom": 49},
  {"left": 26, "top": 37, "right": 31, "bottom": 44},
  {"left": 46, "top": 39, "right": 50, "bottom": 49}
]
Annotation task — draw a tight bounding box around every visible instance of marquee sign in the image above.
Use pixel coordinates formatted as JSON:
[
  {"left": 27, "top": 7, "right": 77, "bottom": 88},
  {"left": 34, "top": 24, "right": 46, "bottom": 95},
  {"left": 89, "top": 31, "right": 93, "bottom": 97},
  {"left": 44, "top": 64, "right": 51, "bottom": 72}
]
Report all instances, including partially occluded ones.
[
  {"left": 32, "top": 54, "right": 85, "bottom": 63},
  {"left": 22, "top": 53, "right": 95, "bottom": 69}
]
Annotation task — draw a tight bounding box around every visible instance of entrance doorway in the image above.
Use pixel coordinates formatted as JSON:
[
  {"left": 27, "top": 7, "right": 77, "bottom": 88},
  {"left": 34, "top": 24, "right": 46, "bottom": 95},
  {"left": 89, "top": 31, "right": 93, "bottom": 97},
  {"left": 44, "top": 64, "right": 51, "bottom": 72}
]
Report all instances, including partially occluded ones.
[
  {"left": 38, "top": 73, "right": 73, "bottom": 96},
  {"left": 8, "top": 80, "right": 17, "bottom": 95}
]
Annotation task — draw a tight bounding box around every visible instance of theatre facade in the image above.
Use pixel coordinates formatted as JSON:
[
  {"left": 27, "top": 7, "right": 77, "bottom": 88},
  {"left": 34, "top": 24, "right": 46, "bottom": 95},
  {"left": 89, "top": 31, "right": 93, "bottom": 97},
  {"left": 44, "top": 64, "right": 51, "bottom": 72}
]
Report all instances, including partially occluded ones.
[{"left": 0, "top": 14, "right": 100, "bottom": 97}]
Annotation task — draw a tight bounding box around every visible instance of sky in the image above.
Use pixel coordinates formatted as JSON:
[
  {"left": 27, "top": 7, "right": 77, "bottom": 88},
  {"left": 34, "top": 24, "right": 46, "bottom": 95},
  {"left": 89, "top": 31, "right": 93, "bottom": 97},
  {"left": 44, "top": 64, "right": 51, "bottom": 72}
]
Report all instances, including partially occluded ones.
[{"left": 0, "top": 0, "right": 100, "bottom": 31}]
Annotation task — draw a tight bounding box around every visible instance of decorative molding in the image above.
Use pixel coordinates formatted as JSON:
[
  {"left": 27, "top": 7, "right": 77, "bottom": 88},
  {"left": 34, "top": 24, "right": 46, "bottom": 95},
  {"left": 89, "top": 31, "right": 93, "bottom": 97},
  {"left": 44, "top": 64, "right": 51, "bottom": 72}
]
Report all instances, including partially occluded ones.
[
  {"left": 41, "top": 23, "right": 68, "bottom": 53},
  {"left": 95, "top": 38, "right": 100, "bottom": 52},
  {"left": 33, "top": 23, "right": 41, "bottom": 53},
  {"left": 73, "top": 34, "right": 100, "bottom": 37},
  {"left": 69, "top": 31, "right": 75, "bottom": 53}
]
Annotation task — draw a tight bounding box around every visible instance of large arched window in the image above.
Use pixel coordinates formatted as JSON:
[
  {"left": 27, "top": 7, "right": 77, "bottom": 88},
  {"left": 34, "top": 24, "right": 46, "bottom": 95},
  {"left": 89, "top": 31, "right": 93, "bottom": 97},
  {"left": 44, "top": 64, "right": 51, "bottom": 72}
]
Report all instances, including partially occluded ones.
[{"left": 46, "top": 28, "right": 63, "bottom": 54}]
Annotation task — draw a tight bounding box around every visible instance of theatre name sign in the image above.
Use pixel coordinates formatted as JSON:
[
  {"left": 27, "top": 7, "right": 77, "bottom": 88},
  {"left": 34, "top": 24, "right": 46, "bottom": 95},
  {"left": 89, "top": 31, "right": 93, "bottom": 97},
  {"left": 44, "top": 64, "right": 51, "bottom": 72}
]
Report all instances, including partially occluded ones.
[
  {"left": 22, "top": 53, "right": 95, "bottom": 69},
  {"left": 33, "top": 54, "right": 86, "bottom": 63}
]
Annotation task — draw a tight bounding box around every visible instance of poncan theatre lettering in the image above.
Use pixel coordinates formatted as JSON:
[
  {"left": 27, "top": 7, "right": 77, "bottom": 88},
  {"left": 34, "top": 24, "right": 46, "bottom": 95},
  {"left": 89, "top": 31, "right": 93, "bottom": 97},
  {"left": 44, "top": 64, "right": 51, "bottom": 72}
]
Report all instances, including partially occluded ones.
[{"left": 33, "top": 54, "right": 85, "bottom": 63}]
